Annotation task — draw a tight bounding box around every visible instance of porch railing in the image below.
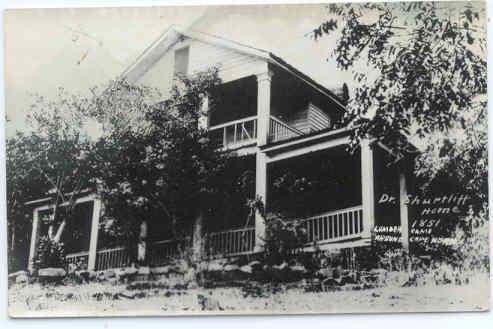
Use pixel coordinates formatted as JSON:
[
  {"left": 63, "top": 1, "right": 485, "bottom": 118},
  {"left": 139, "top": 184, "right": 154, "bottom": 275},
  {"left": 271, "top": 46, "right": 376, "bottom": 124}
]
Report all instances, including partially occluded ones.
[
  {"left": 72, "top": 207, "right": 363, "bottom": 271},
  {"left": 66, "top": 251, "right": 89, "bottom": 270},
  {"left": 95, "top": 246, "right": 130, "bottom": 271},
  {"left": 209, "top": 116, "right": 257, "bottom": 149},
  {"left": 269, "top": 116, "right": 303, "bottom": 143},
  {"left": 148, "top": 238, "right": 192, "bottom": 267},
  {"left": 206, "top": 226, "right": 255, "bottom": 258},
  {"left": 300, "top": 206, "right": 363, "bottom": 244}
]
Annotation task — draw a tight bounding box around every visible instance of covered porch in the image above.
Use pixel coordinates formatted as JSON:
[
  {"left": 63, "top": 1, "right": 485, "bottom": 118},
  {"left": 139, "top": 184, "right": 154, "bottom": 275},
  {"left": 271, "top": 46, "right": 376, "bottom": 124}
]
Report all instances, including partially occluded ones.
[
  {"left": 27, "top": 137, "right": 410, "bottom": 273},
  {"left": 266, "top": 145, "right": 365, "bottom": 248}
]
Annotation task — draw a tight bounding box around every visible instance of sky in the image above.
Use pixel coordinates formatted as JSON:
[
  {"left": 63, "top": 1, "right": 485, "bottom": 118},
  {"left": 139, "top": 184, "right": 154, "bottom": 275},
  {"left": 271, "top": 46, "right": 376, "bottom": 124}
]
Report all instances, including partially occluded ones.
[{"left": 4, "top": 3, "right": 352, "bottom": 136}]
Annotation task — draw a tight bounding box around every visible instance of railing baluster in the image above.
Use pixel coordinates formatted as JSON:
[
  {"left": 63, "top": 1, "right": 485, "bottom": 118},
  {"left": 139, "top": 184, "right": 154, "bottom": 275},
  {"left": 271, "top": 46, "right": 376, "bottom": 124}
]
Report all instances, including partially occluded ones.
[
  {"left": 334, "top": 215, "right": 338, "bottom": 238},
  {"left": 352, "top": 210, "right": 356, "bottom": 234},
  {"left": 338, "top": 214, "right": 342, "bottom": 237},
  {"left": 354, "top": 210, "right": 359, "bottom": 233},
  {"left": 330, "top": 215, "right": 334, "bottom": 238},
  {"left": 229, "top": 231, "right": 233, "bottom": 254},
  {"left": 359, "top": 209, "right": 363, "bottom": 232},
  {"left": 323, "top": 216, "right": 327, "bottom": 240},
  {"left": 344, "top": 213, "right": 348, "bottom": 236},
  {"left": 314, "top": 217, "right": 318, "bottom": 241},
  {"left": 102, "top": 252, "right": 107, "bottom": 270},
  {"left": 223, "top": 126, "right": 227, "bottom": 147}
]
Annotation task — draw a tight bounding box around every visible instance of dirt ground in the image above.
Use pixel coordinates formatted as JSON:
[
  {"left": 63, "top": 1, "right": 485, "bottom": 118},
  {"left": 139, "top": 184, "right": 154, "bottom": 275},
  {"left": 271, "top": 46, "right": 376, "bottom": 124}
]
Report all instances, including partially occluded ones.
[{"left": 8, "top": 275, "right": 490, "bottom": 317}]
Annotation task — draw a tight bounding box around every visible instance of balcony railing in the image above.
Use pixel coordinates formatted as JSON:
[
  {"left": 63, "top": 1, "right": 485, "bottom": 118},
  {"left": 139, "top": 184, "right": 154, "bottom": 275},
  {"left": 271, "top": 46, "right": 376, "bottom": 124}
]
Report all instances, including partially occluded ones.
[
  {"left": 209, "top": 116, "right": 257, "bottom": 149},
  {"left": 208, "top": 115, "right": 306, "bottom": 148},
  {"left": 269, "top": 116, "right": 303, "bottom": 143},
  {"left": 206, "top": 226, "right": 255, "bottom": 258},
  {"left": 299, "top": 206, "right": 363, "bottom": 244}
]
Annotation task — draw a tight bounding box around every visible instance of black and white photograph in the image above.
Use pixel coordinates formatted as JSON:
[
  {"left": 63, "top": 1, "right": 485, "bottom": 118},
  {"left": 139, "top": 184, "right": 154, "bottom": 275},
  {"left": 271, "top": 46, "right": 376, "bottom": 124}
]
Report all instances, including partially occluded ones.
[{"left": 3, "top": 1, "right": 490, "bottom": 317}]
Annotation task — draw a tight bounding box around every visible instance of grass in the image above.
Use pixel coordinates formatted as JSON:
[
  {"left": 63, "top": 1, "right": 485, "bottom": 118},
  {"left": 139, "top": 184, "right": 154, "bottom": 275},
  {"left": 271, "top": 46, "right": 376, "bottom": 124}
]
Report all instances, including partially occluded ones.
[{"left": 8, "top": 272, "right": 490, "bottom": 317}]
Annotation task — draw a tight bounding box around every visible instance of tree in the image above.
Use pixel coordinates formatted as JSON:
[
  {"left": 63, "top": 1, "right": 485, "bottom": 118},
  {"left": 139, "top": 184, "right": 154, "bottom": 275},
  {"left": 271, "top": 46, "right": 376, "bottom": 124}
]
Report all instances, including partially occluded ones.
[
  {"left": 8, "top": 67, "right": 256, "bottom": 272},
  {"left": 6, "top": 134, "right": 49, "bottom": 271},
  {"left": 89, "top": 69, "right": 253, "bottom": 265},
  {"left": 312, "top": 1, "right": 487, "bottom": 201},
  {"left": 6, "top": 88, "right": 94, "bottom": 271}
]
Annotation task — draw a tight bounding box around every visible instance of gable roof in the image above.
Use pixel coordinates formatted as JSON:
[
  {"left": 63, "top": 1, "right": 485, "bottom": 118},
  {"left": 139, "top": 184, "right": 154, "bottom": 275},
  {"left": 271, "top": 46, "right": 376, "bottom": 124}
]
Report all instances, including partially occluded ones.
[{"left": 121, "top": 25, "right": 346, "bottom": 111}]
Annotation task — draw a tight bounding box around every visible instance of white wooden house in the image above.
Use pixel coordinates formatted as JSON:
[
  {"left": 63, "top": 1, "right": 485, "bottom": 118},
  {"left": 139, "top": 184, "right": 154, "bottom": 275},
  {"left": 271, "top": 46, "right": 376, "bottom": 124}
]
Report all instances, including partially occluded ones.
[{"left": 26, "top": 26, "right": 411, "bottom": 273}]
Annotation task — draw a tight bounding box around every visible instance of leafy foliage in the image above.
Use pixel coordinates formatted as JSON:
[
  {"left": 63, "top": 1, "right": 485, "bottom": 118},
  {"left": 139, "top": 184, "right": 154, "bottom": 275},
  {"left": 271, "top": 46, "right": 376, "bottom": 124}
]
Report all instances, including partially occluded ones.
[
  {"left": 414, "top": 99, "right": 488, "bottom": 203},
  {"left": 312, "top": 2, "right": 488, "bottom": 278},
  {"left": 313, "top": 2, "right": 486, "bottom": 196},
  {"left": 88, "top": 69, "right": 253, "bottom": 248},
  {"left": 261, "top": 215, "right": 308, "bottom": 266},
  {"left": 374, "top": 203, "right": 488, "bottom": 287},
  {"left": 35, "top": 236, "right": 66, "bottom": 269},
  {"left": 7, "top": 65, "right": 260, "bottom": 270},
  {"left": 7, "top": 88, "right": 95, "bottom": 271}
]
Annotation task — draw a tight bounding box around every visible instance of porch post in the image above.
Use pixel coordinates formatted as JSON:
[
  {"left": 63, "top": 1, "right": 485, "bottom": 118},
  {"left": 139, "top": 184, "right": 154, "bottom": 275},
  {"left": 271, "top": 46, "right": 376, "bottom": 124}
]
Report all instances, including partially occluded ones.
[
  {"left": 256, "top": 71, "right": 273, "bottom": 146},
  {"left": 198, "top": 94, "right": 209, "bottom": 130},
  {"left": 192, "top": 211, "right": 205, "bottom": 261},
  {"left": 28, "top": 208, "right": 40, "bottom": 274},
  {"left": 137, "top": 220, "right": 148, "bottom": 266},
  {"left": 254, "top": 152, "right": 267, "bottom": 251},
  {"left": 399, "top": 173, "right": 410, "bottom": 250},
  {"left": 87, "top": 198, "right": 102, "bottom": 271},
  {"left": 361, "top": 139, "right": 375, "bottom": 240},
  {"left": 254, "top": 70, "right": 272, "bottom": 251}
]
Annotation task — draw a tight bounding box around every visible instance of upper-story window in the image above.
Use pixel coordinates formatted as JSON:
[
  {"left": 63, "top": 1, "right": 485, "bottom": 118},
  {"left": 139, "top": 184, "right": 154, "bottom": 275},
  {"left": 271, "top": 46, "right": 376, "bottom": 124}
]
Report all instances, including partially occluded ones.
[{"left": 174, "top": 46, "right": 189, "bottom": 75}]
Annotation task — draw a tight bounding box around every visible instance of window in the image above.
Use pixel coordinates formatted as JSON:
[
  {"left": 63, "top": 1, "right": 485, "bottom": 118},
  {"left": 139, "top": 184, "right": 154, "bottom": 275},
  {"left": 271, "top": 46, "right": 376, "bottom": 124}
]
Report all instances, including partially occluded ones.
[{"left": 174, "top": 46, "right": 189, "bottom": 75}]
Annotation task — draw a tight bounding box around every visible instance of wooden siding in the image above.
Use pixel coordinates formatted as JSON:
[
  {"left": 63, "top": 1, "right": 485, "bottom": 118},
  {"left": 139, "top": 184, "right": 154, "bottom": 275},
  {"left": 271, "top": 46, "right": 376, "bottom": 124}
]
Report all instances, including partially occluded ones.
[
  {"left": 189, "top": 40, "right": 265, "bottom": 80},
  {"left": 308, "top": 103, "right": 331, "bottom": 131},
  {"left": 286, "top": 103, "right": 331, "bottom": 134},
  {"left": 136, "top": 37, "right": 267, "bottom": 90},
  {"left": 288, "top": 110, "right": 309, "bottom": 133}
]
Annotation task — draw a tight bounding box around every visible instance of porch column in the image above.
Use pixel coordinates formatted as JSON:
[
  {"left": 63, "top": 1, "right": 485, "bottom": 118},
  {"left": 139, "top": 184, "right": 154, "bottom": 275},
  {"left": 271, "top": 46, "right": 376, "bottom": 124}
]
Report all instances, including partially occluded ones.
[
  {"left": 256, "top": 71, "right": 273, "bottom": 146},
  {"left": 28, "top": 208, "right": 40, "bottom": 274},
  {"left": 399, "top": 173, "right": 410, "bottom": 250},
  {"left": 361, "top": 139, "right": 375, "bottom": 240},
  {"left": 137, "top": 220, "right": 148, "bottom": 266},
  {"left": 254, "top": 151, "right": 267, "bottom": 251},
  {"left": 192, "top": 212, "right": 205, "bottom": 261},
  {"left": 198, "top": 94, "right": 209, "bottom": 130},
  {"left": 87, "top": 198, "right": 102, "bottom": 271}
]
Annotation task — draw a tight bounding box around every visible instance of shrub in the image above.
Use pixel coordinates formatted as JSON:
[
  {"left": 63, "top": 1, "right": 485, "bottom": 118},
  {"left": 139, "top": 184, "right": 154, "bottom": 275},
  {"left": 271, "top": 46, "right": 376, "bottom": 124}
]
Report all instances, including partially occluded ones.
[
  {"left": 262, "top": 215, "right": 307, "bottom": 266},
  {"left": 376, "top": 210, "right": 489, "bottom": 287},
  {"left": 35, "top": 236, "right": 66, "bottom": 269}
]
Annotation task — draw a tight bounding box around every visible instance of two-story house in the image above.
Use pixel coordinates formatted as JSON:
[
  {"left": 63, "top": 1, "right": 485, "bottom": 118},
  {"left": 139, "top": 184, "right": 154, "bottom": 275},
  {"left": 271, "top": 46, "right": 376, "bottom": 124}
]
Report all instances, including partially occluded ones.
[{"left": 25, "top": 26, "right": 412, "bottom": 273}]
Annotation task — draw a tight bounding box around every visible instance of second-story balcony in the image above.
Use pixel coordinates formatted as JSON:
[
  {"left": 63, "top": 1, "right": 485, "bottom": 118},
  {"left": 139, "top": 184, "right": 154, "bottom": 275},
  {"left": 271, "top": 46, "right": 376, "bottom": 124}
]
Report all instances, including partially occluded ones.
[
  {"left": 209, "top": 115, "right": 305, "bottom": 149},
  {"left": 207, "top": 70, "right": 343, "bottom": 150}
]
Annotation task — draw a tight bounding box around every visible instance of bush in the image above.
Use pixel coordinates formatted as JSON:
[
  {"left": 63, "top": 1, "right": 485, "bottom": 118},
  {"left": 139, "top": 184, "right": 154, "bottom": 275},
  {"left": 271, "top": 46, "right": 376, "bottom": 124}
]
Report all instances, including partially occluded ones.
[
  {"left": 35, "top": 236, "right": 66, "bottom": 269},
  {"left": 375, "top": 211, "right": 489, "bottom": 287},
  {"left": 262, "top": 215, "right": 307, "bottom": 266}
]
